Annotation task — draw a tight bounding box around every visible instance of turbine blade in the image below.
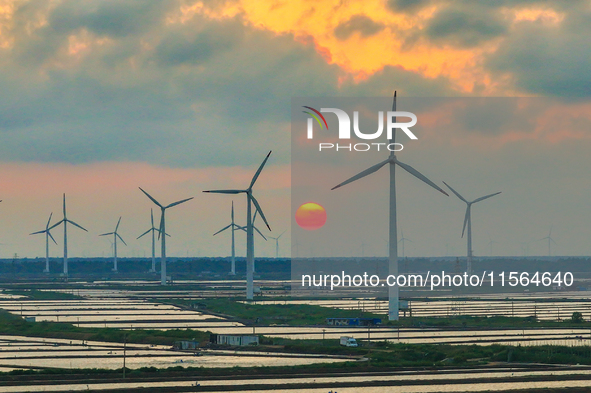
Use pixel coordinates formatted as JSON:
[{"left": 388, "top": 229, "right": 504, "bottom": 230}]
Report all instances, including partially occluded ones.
[
  {"left": 551, "top": 238, "right": 557, "bottom": 245},
  {"left": 29, "top": 230, "right": 46, "bottom": 235},
  {"left": 278, "top": 230, "right": 287, "bottom": 239},
  {"left": 137, "top": 229, "right": 151, "bottom": 239},
  {"left": 158, "top": 213, "right": 164, "bottom": 240},
  {"left": 117, "top": 233, "right": 127, "bottom": 246},
  {"left": 115, "top": 216, "right": 122, "bottom": 232},
  {"left": 47, "top": 219, "right": 65, "bottom": 231},
  {"left": 99, "top": 232, "right": 114, "bottom": 236},
  {"left": 472, "top": 191, "right": 502, "bottom": 204},
  {"left": 203, "top": 189, "right": 244, "bottom": 194},
  {"left": 63, "top": 194, "right": 66, "bottom": 218},
  {"left": 331, "top": 159, "right": 390, "bottom": 190},
  {"left": 442, "top": 181, "right": 467, "bottom": 202},
  {"left": 213, "top": 224, "right": 232, "bottom": 236},
  {"left": 139, "top": 187, "right": 163, "bottom": 208},
  {"left": 46, "top": 212, "right": 53, "bottom": 229},
  {"left": 68, "top": 219, "right": 88, "bottom": 232},
  {"left": 250, "top": 194, "right": 270, "bottom": 231},
  {"left": 165, "top": 232, "right": 171, "bottom": 238},
  {"left": 249, "top": 151, "right": 272, "bottom": 189},
  {"left": 235, "top": 225, "right": 247, "bottom": 233},
  {"left": 461, "top": 206, "right": 470, "bottom": 238},
  {"left": 48, "top": 231, "right": 58, "bottom": 245},
  {"left": 254, "top": 226, "right": 267, "bottom": 241},
  {"left": 166, "top": 197, "right": 194, "bottom": 209},
  {"left": 151, "top": 208, "right": 154, "bottom": 227},
  {"left": 396, "top": 159, "right": 449, "bottom": 196},
  {"left": 231, "top": 201, "right": 234, "bottom": 221}
]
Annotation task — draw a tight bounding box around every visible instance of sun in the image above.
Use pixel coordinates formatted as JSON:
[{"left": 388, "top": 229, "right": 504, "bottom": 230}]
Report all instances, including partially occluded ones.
[{"left": 295, "top": 202, "right": 327, "bottom": 230}]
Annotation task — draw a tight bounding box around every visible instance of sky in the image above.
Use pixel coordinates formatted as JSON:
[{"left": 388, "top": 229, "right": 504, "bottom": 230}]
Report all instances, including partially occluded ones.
[{"left": 0, "top": 0, "right": 590, "bottom": 259}]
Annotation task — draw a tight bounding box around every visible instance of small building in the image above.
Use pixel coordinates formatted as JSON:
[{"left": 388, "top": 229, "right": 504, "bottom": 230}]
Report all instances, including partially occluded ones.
[
  {"left": 326, "top": 317, "right": 382, "bottom": 326},
  {"left": 210, "top": 334, "right": 259, "bottom": 346},
  {"left": 24, "top": 316, "right": 36, "bottom": 323},
  {"left": 173, "top": 340, "right": 199, "bottom": 350}
]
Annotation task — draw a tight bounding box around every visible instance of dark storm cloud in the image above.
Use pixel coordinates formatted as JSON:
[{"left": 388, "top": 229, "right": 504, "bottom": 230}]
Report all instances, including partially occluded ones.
[
  {"left": 334, "top": 14, "right": 384, "bottom": 40},
  {"left": 424, "top": 6, "right": 508, "bottom": 47},
  {"left": 47, "top": 0, "right": 171, "bottom": 37},
  {"left": 0, "top": 0, "right": 458, "bottom": 168},
  {"left": 386, "top": 0, "right": 433, "bottom": 13},
  {"left": 486, "top": 5, "right": 591, "bottom": 97}
]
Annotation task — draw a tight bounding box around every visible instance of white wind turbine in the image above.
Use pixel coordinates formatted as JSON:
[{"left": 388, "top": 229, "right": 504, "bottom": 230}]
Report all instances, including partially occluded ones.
[
  {"left": 139, "top": 188, "right": 193, "bottom": 285},
  {"left": 541, "top": 226, "right": 556, "bottom": 257},
  {"left": 214, "top": 201, "right": 241, "bottom": 275},
  {"left": 443, "top": 181, "right": 501, "bottom": 274},
  {"left": 30, "top": 212, "right": 57, "bottom": 273},
  {"left": 269, "top": 230, "right": 286, "bottom": 258},
  {"left": 47, "top": 194, "right": 88, "bottom": 277},
  {"left": 137, "top": 209, "right": 169, "bottom": 273},
  {"left": 398, "top": 230, "right": 412, "bottom": 258},
  {"left": 99, "top": 217, "right": 127, "bottom": 272},
  {"left": 204, "top": 151, "right": 272, "bottom": 300},
  {"left": 331, "top": 93, "right": 449, "bottom": 321},
  {"left": 214, "top": 202, "right": 267, "bottom": 275}
]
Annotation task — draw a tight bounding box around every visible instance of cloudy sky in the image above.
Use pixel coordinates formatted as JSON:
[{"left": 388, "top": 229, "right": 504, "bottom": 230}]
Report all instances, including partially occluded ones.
[{"left": 0, "top": 0, "right": 590, "bottom": 260}]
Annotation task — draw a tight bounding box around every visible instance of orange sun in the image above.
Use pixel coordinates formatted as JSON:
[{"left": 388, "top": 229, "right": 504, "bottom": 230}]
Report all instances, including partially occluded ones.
[{"left": 295, "top": 202, "right": 327, "bottom": 230}]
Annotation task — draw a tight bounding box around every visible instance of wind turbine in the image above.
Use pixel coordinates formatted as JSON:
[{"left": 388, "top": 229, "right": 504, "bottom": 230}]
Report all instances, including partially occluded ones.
[
  {"left": 487, "top": 233, "right": 498, "bottom": 256},
  {"left": 47, "top": 194, "right": 88, "bottom": 277},
  {"left": 30, "top": 213, "right": 57, "bottom": 273},
  {"left": 139, "top": 188, "right": 193, "bottom": 285},
  {"left": 269, "top": 230, "right": 286, "bottom": 258},
  {"left": 541, "top": 226, "right": 556, "bottom": 256},
  {"left": 398, "top": 230, "right": 412, "bottom": 258},
  {"left": 137, "top": 209, "right": 169, "bottom": 273},
  {"left": 214, "top": 202, "right": 267, "bottom": 275},
  {"left": 203, "top": 151, "right": 272, "bottom": 300},
  {"left": 99, "top": 217, "right": 127, "bottom": 272},
  {"left": 214, "top": 201, "right": 241, "bottom": 275},
  {"left": 331, "top": 93, "right": 448, "bottom": 320},
  {"left": 443, "top": 181, "right": 501, "bottom": 274}
]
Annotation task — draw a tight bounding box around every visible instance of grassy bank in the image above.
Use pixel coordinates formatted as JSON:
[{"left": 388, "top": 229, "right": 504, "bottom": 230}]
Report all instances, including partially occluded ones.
[{"left": 0, "top": 309, "right": 210, "bottom": 345}]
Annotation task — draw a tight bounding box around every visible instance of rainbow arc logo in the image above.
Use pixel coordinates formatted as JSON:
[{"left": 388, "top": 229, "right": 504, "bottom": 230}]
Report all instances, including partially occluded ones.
[{"left": 302, "top": 106, "right": 328, "bottom": 130}]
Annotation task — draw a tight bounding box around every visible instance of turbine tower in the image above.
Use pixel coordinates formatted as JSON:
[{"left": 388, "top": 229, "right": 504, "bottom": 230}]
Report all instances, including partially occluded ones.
[
  {"left": 269, "top": 230, "right": 286, "bottom": 258},
  {"left": 99, "top": 217, "right": 127, "bottom": 272},
  {"left": 204, "top": 151, "right": 272, "bottom": 300},
  {"left": 398, "top": 230, "right": 412, "bottom": 258},
  {"left": 137, "top": 209, "right": 168, "bottom": 273},
  {"left": 47, "top": 194, "right": 88, "bottom": 277},
  {"left": 30, "top": 212, "right": 57, "bottom": 273},
  {"left": 443, "top": 181, "right": 501, "bottom": 274},
  {"left": 139, "top": 188, "right": 193, "bottom": 285},
  {"left": 331, "top": 93, "right": 448, "bottom": 321},
  {"left": 541, "top": 226, "right": 556, "bottom": 256}
]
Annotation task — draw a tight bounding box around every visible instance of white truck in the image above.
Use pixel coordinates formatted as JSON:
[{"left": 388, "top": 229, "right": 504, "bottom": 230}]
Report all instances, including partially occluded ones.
[{"left": 340, "top": 336, "right": 358, "bottom": 347}]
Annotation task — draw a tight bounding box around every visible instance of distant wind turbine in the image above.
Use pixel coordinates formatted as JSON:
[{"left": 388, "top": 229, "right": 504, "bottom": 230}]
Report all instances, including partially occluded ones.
[
  {"left": 204, "top": 151, "right": 272, "bottom": 300},
  {"left": 331, "top": 93, "right": 449, "bottom": 321},
  {"left": 30, "top": 212, "right": 57, "bottom": 273},
  {"left": 214, "top": 201, "right": 241, "bottom": 275},
  {"left": 99, "top": 217, "right": 127, "bottom": 272},
  {"left": 269, "top": 230, "right": 286, "bottom": 258},
  {"left": 398, "top": 230, "right": 412, "bottom": 258},
  {"left": 443, "top": 182, "right": 501, "bottom": 274},
  {"left": 139, "top": 188, "right": 193, "bottom": 285},
  {"left": 487, "top": 233, "right": 498, "bottom": 257},
  {"left": 47, "top": 194, "right": 88, "bottom": 277},
  {"left": 137, "top": 209, "right": 169, "bottom": 273},
  {"left": 541, "top": 226, "right": 556, "bottom": 256},
  {"left": 215, "top": 202, "right": 267, "bottom": 275}
]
